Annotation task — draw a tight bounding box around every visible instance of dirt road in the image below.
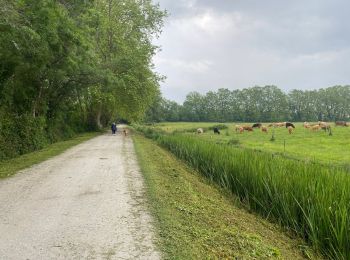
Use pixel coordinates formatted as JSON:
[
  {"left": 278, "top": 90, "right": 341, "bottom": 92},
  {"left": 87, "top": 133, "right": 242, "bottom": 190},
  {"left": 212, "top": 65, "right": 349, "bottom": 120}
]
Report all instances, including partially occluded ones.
[{"left": 0, "top": 130, "right": 161, "bottom": 259}]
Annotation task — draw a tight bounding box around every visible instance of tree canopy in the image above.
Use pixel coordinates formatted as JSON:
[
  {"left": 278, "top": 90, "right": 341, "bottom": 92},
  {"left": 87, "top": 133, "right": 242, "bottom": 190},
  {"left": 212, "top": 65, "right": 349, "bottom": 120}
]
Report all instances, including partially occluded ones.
[
  {"left": 145, "top": 85, "right": 350, "bottom": 123},
  {"left": 0, "top": 0, "right": 166, "bottom": 159}
]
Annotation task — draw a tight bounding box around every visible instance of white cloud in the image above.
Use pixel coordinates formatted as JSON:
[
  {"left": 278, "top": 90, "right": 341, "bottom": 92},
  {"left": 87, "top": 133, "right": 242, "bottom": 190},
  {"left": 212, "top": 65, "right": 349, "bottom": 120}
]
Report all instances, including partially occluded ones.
[{"left": 155, "top": 57, "right": 212, "bottom": 73}]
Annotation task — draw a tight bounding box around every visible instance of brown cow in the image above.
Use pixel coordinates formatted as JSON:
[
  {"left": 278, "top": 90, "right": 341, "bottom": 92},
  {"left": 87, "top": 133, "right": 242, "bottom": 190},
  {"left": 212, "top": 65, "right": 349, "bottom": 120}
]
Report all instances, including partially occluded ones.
[
  {"left": 318, "top": 122, "right": 330, "bottom": 131},
  {"left": 303, "top": 122, "right": 310, "bottom": 128},
  {"left": 335, "top": 121, "right": 348, "bottom": 126},
  {"left": 239, "top": 127, "right": 244, "bottom": 134},
  {"left": 270, "top": 122, "right": 285, "bottom": 127},
  {"left": 287, "top": 126, "right": 293, "bottom": 134},
  {"left": 261, "top": 126, "right": 268, "bottom": 133},
  {"left": 311, "top": 125, "right": 320, "bottom": 131},
  {"left": 243, "top": 126, "right": 254, "bottom": 131},
  {"left": 321, "top": 125, "right": 331, "bottom": 131}
]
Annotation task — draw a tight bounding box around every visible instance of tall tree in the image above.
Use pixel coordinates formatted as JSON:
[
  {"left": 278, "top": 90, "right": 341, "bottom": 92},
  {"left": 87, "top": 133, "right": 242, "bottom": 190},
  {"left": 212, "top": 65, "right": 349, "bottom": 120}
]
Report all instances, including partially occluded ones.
[{"left": 0, "top": 0, "right": 166, "bottom": 159}]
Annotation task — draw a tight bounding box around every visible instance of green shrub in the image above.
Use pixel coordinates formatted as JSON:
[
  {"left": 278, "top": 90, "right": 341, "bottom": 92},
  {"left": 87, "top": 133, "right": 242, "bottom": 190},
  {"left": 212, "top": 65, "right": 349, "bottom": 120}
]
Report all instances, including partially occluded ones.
[
  {"left": 0, "top": 110, "right": 91, "bottom": 161},
  {"left": 0, "top": 113, "right": 48, "bottom": 160},
  {"left": 227, "top": 138, "right": 240, "bottom": 146}
]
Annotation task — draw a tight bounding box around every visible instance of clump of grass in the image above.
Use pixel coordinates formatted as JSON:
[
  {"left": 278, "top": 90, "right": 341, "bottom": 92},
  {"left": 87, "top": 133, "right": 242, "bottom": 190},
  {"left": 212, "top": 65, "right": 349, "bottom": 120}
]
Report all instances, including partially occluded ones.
[
  {"left": 227, "top": 138, "right": 240, "bottom": 146},
  {"left": 132, "top": 124, "right": 165, "bottom": 139},
  {"left": 156, "top": 134, "right": 350, "bottom": 259}
]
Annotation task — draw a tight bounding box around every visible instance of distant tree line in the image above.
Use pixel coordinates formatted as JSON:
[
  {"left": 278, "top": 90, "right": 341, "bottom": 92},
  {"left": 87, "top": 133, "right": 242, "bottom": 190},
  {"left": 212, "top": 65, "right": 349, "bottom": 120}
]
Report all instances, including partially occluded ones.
[
  {"left": 145, "top": 85, "right": 350, "bottom": 123},
  {"left": 0, "top": 0, "right": 165, "bottom": 160}
]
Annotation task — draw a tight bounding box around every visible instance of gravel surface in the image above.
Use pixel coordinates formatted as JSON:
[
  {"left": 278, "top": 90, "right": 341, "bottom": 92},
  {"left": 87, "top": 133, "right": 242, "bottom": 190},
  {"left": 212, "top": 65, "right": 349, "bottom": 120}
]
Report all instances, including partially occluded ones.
[{"left": 0, "top": 129, "right": 161, "bottom": 260}]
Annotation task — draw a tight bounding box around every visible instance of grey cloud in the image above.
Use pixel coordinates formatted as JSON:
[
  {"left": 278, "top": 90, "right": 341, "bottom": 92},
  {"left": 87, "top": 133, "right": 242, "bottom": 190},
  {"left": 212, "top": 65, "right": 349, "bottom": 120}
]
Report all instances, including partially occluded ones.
[{"left": 153, "top": 0, "right": 350, "bottom": 102}]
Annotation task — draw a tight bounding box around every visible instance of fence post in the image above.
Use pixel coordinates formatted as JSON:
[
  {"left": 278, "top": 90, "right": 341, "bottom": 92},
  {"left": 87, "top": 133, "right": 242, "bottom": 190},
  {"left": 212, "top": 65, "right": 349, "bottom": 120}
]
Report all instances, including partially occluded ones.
[{"left": 270, "top": 129, "right": 275, "bottom": 141}]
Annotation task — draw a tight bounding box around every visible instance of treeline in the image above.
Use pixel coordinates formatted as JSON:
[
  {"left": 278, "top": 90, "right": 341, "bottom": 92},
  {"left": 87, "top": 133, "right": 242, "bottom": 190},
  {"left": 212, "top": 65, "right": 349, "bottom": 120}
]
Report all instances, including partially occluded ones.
[
  {"left": 0, "top": 0, "right": 165, "bottom": 160},
  {"left": 145, "top": 85, "right": 350, "bottom": 123}
]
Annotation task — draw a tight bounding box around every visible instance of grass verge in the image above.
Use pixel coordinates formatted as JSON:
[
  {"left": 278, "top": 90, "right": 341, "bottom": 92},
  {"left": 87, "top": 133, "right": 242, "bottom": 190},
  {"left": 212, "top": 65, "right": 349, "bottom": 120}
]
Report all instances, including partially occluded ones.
[
  {"left": 133, "top": 134, "right": 318, "bottom": 259},
  {"left": 0, "top": 132, "right": 100, "bottom": 178}
]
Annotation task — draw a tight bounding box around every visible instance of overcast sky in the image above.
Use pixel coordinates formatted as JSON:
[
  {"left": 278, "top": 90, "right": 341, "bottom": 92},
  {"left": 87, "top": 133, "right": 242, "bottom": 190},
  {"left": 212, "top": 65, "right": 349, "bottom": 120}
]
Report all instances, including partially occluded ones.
[{"left": 152, "top": 0, "right": 350, "bottom": 103}]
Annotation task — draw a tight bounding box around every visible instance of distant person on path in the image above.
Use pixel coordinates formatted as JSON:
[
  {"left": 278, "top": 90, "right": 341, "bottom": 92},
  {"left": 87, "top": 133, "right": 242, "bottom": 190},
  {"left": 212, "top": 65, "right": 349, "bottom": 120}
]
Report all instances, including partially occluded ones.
[{"left": 111, "top": 123, "right": 117, "bottom": 135}]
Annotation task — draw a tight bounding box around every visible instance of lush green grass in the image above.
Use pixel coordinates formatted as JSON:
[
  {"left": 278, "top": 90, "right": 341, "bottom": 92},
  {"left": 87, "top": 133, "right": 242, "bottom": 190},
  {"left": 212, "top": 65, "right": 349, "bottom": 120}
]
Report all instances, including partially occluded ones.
[
  {"left": 133, "top": 134, "right": 318, "bottom": 259},
  {"left": 154, "top": 122, "right": 350, "bottom": 166},
  {"left": 155, "top": 122, "right": 226, "bottom": 133},
  {"left": 133, "top": 123, "right": 350, "bottom": 258},
  {"left": 150, "top": 133, "right": 350, "bottom": 259},
  {"left": 0, "top": 132, "right": 100, "bottom": 178}
]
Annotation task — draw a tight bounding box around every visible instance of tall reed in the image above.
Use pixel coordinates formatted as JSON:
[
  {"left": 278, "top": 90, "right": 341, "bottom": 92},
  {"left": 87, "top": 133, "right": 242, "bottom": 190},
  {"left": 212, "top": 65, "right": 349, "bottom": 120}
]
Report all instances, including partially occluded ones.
[{"left": 157, "top": 134, "right": 350, "bottom": 259}]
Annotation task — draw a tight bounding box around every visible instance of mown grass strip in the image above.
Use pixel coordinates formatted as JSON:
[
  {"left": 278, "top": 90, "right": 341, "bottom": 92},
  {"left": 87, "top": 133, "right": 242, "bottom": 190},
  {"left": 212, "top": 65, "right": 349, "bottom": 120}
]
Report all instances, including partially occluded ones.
[
  {"left": 133, "top": 134, "right": 319, "bottom": 259},
  {"left": 151, "top": 134, "right": 349, "bottom": 259},
  {"left": 0, "top": 132, "right": 100, "bottom": 178}
]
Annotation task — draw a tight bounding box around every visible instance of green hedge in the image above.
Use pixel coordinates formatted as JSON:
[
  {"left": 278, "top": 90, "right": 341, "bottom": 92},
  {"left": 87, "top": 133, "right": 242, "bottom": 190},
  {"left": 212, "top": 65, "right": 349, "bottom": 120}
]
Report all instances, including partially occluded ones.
[
  {"left": 0, "top": 113, "right": 47, "bottom": 160},
  {"left": 0, "top": 111, "right": 90, "bottom": 161}
]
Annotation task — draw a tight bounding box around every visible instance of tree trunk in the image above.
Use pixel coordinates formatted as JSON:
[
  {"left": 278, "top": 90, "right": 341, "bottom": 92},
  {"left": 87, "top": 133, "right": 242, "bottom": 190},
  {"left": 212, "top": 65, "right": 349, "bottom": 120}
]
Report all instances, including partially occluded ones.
[{"left": 96, "top": 104, "right": 103, "bottom": 129}]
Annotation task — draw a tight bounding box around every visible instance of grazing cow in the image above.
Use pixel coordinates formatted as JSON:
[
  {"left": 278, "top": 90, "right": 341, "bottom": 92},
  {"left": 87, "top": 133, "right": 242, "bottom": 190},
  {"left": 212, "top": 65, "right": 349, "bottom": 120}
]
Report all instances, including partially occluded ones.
[
  {"left": 239, "top": 127, "right": 244, "bottom": 134},
  {"left": 197, "top": 128, "right": 204, "bottom": 134},
  {"left": 303, "top": 122, "right": 310, "bottom": 128},
  {"left": 318, "top": 121, "right": 329, "bottom": 129},
  {"left": 213, "top": 127, "right": 220, "bottom": 134},
  {"left": 243, "top": 126, "right": 253, "bottom": 132},
  {"left": 287, "top": 126, "right": 293, "bottom": 134},
  {"left": 270, "top": 122, "right": 285, "bottom": 128},
  {"left": 252, "top": 123, "right": 262, "bottom": 128},
  {"left": 261, "top": 126, "right": 268, "bottom": 133},
  {"left": 235, "top": 125, "right": 241, "bottom": 132},
  {"left": 285, "top": 122, "right": 295, "bottom": 128},
  {"left": 335, "top": 121, "right": 347, "bottom": 126},
  {"left": 278, "top": 122, "right": 286, "bottom": 127},
  {"left": 321, "top": 125, "right": 331, "bottom": 132},
  {"left": 311, "top": 125, "right": 320, "bottom": 131}
]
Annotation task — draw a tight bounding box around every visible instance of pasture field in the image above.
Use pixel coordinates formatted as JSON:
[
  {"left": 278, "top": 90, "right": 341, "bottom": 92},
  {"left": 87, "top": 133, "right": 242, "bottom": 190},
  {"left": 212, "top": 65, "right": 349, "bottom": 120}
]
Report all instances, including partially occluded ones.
[
  {"left": 154, "top": 122, "right": 350, "bottom": 166},
  {"left": 134, "top": 122, "right": 350, "bottom": 259}
]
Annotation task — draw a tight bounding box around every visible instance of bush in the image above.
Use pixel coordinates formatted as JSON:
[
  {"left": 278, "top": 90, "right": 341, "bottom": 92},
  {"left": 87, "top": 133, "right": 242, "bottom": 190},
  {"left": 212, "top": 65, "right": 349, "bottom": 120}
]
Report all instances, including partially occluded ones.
[
  {"left": 0, "top": 109, "right": 90, "bottom": 161},
  {"left": 0, "top": 113, "right": 48, "bottom": 160}
]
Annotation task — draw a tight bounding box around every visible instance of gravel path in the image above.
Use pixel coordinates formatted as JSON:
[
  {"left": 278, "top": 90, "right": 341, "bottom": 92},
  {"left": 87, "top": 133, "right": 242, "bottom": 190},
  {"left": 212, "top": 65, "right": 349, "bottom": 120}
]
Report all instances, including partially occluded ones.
[{"left": 0, "top": 129, "right": 161, "bottom": 260}]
